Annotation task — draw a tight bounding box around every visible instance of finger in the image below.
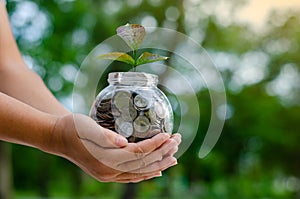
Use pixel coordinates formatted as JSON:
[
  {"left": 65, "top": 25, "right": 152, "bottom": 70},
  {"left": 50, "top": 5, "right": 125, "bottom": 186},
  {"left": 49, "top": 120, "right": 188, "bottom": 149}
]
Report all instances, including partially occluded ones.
[
  {"left": 129, "top": 156, "right": 178, "bottom": 174},
  {"left": 133, "top": 133, "right": 171, "bottom": 155},
  {"left": 171, "top": 133, "right": 182, "bottom": 145},
  {"left": 112, "top": 133, "right": 172, "bottom": 170},
  {"left": 164, "top": 145, "right": 179, "bottom": 157},
  {"left": 114, "top": 171, "right": 162, "bottom": 181},
  {"left": 101, "top": 127, "right": 128, "bottom": 147},
  {"left": 114, "top": 172, "right": 162, "bottom": 183},
  {"left": 164, "top": 134, "right": 181, "bottom": 157},
  {"left": 79, "top": 138, "right": 159, "bottom": 172},
  {"left": 105, "top": 133, "right": 171, "bottom": 165},
  {"left": 115, "top": 136, "right": 179, "bottom": 172},
  {"left": 79, "top": 132, "right": 172, "bottom": 173},
  {"left": 138, "top": 138, "right": 178, "bottom": 168},
  {"left": 73, "top": 114, "right": 128, "bottom": 148}
]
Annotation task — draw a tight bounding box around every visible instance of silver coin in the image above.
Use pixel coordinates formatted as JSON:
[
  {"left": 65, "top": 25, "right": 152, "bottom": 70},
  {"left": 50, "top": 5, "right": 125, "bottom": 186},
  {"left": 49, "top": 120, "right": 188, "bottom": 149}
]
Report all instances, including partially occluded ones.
[
  {"left": 118, "top": 122, "right": 134, "bottom": 138},
  {"left": 146, "top": 107, "right": 157, "bottom": 123},
  {"left": 113, "top": 90, "right": 132, "bottom": 110},
  {"left": 114, "top": 117, "right": 123, "bottom": 132},
  {"left": 133, "top": 116, "right": 150, "bottom": 138},
  {"left": 154, "top": 101, "right": 166, "bottom": 119},
  {"left": 111, "top": 106, "right": 121, "bottom": 117},
  {"left": 148, "top": 128, "right": 161, "bottom": 138},
  {"left": 134, "top": 94, "right": 149, "bottom": 109},
  {"left": 121, "top": 108, "right": 137, "bottom": 122},
  {"left": 163, "top": 118, "right": 173, "bottom": 134}
]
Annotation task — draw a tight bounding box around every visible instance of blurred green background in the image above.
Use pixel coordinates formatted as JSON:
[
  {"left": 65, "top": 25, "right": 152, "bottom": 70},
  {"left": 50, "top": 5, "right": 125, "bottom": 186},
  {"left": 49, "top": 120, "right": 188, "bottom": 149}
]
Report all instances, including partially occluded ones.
[{"left": 1, "top": 0, "right": 300, "bottom": 198}]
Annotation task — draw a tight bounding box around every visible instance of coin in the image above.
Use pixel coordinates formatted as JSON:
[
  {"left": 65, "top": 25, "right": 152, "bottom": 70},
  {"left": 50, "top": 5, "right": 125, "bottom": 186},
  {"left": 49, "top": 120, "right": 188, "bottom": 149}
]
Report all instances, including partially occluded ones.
[
  {"left": 97, "top": 98, "right": 112, "bottom": 112},
  {"left": 113, "top": 90, "right": 132, "bottom": 110},
  {"left": 118, "top": 122, "right": 134, "bottom": 138},
  {"left": 111, "top": 106, "right": 121, "bottom": 117},
  {"left": 94, "top": 97, "right": 116, "bottom": 130},
  {"left": 133, "top": 115, "right": 150, "bottom": 138},
  {"left": 162, "top": 118, "right": 173, "bottom": 134},
  {"left": 154, "top": 101, "right": 166, "bottom": 119},
  {"left": 120, "top": 106, "right": 137, "bottom": 122},
  {"left": 134, "top": 94, "right": 149, "bottom": 109},
  {"left": 96, "top": 111, "right": 114, "bottom": 120},
  {"left": 145, "top": 107, "right": 156, "bottom": 123},
  {"left": 114, "top": 116, "right": 124, "bottom": 128},
  {"left": 99, "top": 98, "right": 112, "bottom": 105},
  {"left": 91, "top": 83, "right": 173, "bottom": 142},
  {"left": 127, "top": 136, "right": 138, "bottom": 143}
]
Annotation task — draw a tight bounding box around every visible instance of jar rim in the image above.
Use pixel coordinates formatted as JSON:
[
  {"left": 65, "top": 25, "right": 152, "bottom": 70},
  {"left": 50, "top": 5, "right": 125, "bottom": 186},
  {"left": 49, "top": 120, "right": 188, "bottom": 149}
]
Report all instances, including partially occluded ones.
[{"left": 108, "top": 72, "right": 158, "bottom": 86}]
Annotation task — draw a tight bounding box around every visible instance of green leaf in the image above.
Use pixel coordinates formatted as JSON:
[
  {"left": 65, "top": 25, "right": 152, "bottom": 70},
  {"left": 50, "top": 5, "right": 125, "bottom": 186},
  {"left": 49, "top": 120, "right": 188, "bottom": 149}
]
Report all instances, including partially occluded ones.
[
  {"left": 136, "top": 52, "right": 169, "bottom": 66},
  {"left": 117, "top": 24, "right": 146, "bottom": 51},
  {"left": 97, "top": 52, "right": 135, "bottom": 65}
]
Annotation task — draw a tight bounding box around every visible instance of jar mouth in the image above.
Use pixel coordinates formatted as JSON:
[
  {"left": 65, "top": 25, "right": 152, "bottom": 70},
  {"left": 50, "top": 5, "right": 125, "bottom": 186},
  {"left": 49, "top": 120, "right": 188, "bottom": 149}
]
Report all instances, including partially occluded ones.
[{"left": 108, "top": 72, "right": 158, "bottom": 86}]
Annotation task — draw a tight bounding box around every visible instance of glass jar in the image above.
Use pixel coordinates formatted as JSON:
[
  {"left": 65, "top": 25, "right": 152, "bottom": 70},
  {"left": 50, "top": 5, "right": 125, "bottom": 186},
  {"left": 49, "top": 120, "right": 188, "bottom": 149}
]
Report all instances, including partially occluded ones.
[{"left": 89, "top": 72, "right": 173, "bottom": 142}]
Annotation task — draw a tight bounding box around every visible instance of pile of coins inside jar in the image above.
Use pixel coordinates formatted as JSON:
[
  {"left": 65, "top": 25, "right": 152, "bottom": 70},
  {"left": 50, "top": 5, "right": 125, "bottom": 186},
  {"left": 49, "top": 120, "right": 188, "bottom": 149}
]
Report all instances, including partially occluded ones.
[{"left": 92, "top": 89, "right": 173, "bottom": 142}]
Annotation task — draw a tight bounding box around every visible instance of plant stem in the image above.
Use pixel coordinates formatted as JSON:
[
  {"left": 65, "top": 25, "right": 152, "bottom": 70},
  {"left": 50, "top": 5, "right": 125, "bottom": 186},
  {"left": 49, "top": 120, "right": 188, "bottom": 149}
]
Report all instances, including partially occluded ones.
[{"left": 133, "top": 50, "right": 137, "bottom": 72}]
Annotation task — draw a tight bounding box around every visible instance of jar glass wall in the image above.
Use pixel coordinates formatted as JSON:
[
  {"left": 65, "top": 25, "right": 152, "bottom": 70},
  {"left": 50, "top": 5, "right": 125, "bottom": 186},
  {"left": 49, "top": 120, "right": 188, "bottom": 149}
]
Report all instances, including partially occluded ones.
[{"left": 90, "top": 72, "right": 173, "bottom": 142}]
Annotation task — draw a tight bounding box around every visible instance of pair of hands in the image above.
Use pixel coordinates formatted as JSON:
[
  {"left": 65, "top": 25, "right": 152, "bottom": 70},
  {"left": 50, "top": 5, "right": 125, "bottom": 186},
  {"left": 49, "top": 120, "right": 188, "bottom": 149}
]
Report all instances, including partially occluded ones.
[
  {"left": 0, "top": 0, "right": 181, "bottom": 184},
  {"left": 51, "top": 114, "right": 181, "bottom": 183}
]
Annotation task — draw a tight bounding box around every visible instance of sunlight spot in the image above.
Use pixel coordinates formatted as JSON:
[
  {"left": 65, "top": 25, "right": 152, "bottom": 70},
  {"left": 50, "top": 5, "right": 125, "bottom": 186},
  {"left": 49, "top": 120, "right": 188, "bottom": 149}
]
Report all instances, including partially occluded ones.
[
  {"left": 60, "top": 64, "right": 78, "bottom": 82},
  {"left": 286, "top": 176, "right": 300, "bottom": 192},
  {"left": 23, "top": 55, "right": 46, "bottom": 78},
  {"left": 266, "top": 63, "right": 300, "bottom": 105},
  {"left": 141, "top": 15, "right": 158, "bottom": 28},
  {"left": 75, "top": 72, "right": 88, "bottom": 88},
  {"left": 55, "top": 0, "right": 74, "bottom": 13},
  {"left": 273, "top": 175, "right": 300, "bottom": 194},
  {"left": 264, "top": 38, "right": 292, "bottom": 55},
  {"left": 165, "top": 6, "right": 180, "bottom": 22},
  {"left": 217, "top": 104, "right": 234, "bottom": 120},
  {"left": 210, "top": 51, "right": 239, "bottom": 72},
  {"left": 188, "top": 28, "right": 206, "bottom": 44},
  {"left": 230, "top": 51, "right": 269, "bottom": 90},
  {"left": 59, "top": 95, "right": 73, "bottom": 112},
  {"left": 10, "top": 1, "right": 52, "bottom": 43},
  {"left": 213, "top": 0, "right": 233, "bottom": 27},
  {"left": 72, "top": 29, "right": 89, "bottom": 46},
  {"left": 235, "top": 0, "right": 300, "bottom": 29},
  {"left": 126, "top": 0, "right": 142, "bottom": 8},
  {"left": 48, "top": 76, "right": 63, "bottom": 92},
  {"left": 147, "top": 0, "right": 164, "bottom": 7},
  {"left": 103, "top": 0, "right": 123, "bottom": 15}
]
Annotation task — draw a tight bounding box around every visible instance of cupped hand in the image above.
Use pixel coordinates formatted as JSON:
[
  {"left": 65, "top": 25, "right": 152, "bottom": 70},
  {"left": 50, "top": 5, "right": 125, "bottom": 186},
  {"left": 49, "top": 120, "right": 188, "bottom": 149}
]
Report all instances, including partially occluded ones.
[{"left": 50, "top": 113, "right": 181, "bottom": 183}]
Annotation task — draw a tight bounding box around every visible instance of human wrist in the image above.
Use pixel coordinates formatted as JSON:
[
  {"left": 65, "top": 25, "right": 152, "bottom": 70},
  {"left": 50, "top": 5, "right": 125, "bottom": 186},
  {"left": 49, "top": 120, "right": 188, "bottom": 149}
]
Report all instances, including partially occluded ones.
[
  {"left": 33, "top": 114, "right": 60, "bottom": 154},
  {"left": 42, "top": 114, "right": 77, "bottom": 158},
  {"left": 39, "top": 115, "right": 64, "bottom": 157}
]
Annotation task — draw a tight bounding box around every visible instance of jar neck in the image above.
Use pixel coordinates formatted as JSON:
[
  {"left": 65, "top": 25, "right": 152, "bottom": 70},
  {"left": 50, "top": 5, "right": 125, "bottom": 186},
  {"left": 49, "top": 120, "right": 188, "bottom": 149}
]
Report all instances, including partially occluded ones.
[{"left": 108, "top": 72, "right": 158, "bottom": 87}]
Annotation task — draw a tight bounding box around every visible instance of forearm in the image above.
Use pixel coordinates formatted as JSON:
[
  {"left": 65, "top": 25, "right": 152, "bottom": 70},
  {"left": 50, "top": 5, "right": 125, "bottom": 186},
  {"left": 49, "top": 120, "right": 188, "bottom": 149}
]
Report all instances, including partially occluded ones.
[
  {"left": 0, "top": 2, "right": 69, "bottom": 116},
  {"left": 0, "top": 2, "right": 23, "bottom": 66},
  {"left": 0, "top": 92, "right": 58, "bottom": 152},
  {"left": 0, "top": 66, "right": 70, "bottom": 116}
]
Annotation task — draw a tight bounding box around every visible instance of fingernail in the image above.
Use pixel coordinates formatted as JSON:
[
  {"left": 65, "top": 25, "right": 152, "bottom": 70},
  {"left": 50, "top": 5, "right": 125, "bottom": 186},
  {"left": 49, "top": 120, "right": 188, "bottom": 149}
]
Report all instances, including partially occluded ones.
[
  {"left": 154, "top": 172, "right": 162, "bottom": 177},
  {"left": 116, "top": 136, "right": 128, "bottom": 147},
  {"left": 163, "top": 133, "right": 171, "bottom": 139},
  {"left": 170, "top": 159, "right": 178, "bottom": 167}
]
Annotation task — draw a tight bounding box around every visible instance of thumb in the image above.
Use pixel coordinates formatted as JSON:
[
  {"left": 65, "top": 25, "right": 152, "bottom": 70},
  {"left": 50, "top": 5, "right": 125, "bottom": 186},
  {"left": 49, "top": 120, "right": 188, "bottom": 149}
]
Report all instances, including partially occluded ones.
[
  {"left": 73, "top": 114, "right": 128, "bottom": 148},
  {"left": 102, "top": 128, "right": 128, "bottom": 148}
]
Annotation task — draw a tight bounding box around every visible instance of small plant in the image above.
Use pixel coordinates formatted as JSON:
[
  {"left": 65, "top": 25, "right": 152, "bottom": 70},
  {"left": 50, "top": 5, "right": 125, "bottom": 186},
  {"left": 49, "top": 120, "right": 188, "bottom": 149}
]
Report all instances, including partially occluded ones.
[{"left": 98, "top": 23, "right": 168, "bottom": 71}]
